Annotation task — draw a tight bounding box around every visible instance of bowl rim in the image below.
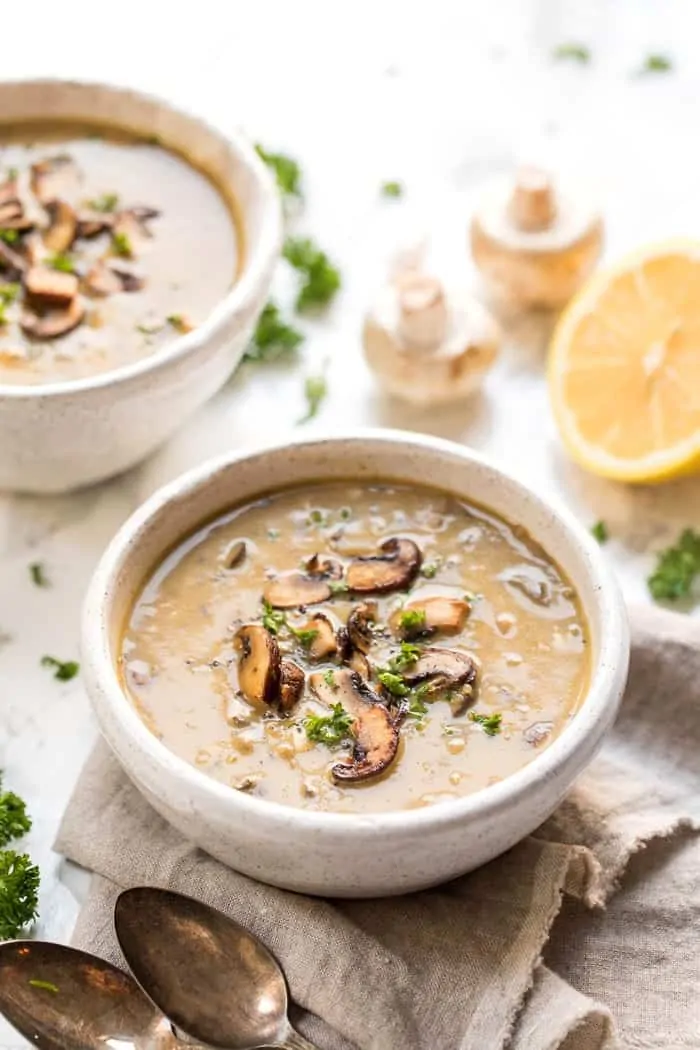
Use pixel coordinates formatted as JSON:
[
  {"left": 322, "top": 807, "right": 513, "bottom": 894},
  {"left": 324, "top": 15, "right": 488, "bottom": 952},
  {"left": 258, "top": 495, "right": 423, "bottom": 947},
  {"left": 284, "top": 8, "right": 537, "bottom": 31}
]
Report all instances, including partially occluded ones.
[
  {"left": 0, "top": 77, "right": 282, "bottom": 400},
  {"left": 82, "top": 429, "right": 630, "bottom": 835}
]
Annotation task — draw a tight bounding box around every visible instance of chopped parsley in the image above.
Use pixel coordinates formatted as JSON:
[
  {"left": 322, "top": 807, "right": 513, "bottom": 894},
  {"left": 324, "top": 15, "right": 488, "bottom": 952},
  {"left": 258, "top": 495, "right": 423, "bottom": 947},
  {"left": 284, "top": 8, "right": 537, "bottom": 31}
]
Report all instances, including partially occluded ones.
[
  {"left": 339, "top": 507, "right": 352, "bottom": 521},
  {"left": 166, "top": 314, "right": 192, "bottom": 334},
  {"left": 0, "top": 781, "right": 31, "bottom": 849},
  {"left": 381, "top": 181, "right": 403, "bottom": 198},
  {"left": 6, "top": 167, "right": 18, "bottom": 181},
  {"left": 261, "top": 599, "right": 286, "bottom": 635},
  {"left": 46, "top": 253, "right": 75, "bottom": 274},
  {"left": 289, "top": 627, "right": 319, "bottom": 650},
  {"left": 0, "top": 851, "right": 40, "bottom": 940},
  {"left": 648, "top": 529, "right": 700, "bottom": 601},
  {"left": 421, "top": 560, "right": 440, "bottom": 579},
  {"left": 28, "top": 980, "right": 59, "bottom": 994},
  {"left": 378, "top": 671, "right": 410, "bottom": 698},
  {"left": 255, "top": 145, "right": 303, "bottom": 199},
  {"left": 0, "top": 283, "right": 20, "bottom": 305},
  {"left": 244, "top": 301, "right": 304, "bottom": 363},
  {"left": 469, "top": 711, "right": 502, "bottom": 736},
  {"left": 40, "top": 656, "right": 80, "bottom": 682},
  {"left": 639, "top": 54, "right": 672, "bottom": 74},
  {"left": 86, "top": 192, "right": 119, "bottom": 213},
  {"left": 136, "top": 322, "right": 164, "bottom": 336},
  {"left": 591, "top": 520, "right": 608, "bottom": 544},
  {"left": 307, "top": 508, "right": 326, "bottom": 525},
  {"left": 398, "top": 608, "right": 427, "bottom": 634},
  {"left": 29, "top": 562, "right": 49, "bottom": 588},
  {"left": 298, "top": 374, "right": 327, "bottom": 424},
  {"left": 0, "top": 229, "right": 19, "bottom": 244},
  {"left": 283, "top": 237, "right": 341, "bottom": 313},
  {"left": 303, "top": 702, "right": 354, "bottom": 746},
  {"left": 405, "top": 691, "right": 429, "bottom": 724},
  {"left": 328, "top": 580, "right": 349, "bottom": 596},
  {"left": 387, "top": 641, "right": 422, "bottom": 673},
  {"left": 323, "top": 669, "right": 337, "bottom": 689},
  {"left": 552, "top": 43, "right": 590, "bottom": 63},
  {"left": 111, "top": 230, "right": 132, "bottom": 257}
]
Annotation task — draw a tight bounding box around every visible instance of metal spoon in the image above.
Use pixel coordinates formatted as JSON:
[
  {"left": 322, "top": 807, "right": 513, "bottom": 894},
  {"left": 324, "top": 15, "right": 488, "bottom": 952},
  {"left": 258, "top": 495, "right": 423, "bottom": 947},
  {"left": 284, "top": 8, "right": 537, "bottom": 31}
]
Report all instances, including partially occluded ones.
[
  {"left": 114, "top": 887, "right": 320, "bottom": 1050},
  {"left": 0, "top": 939, "right": 194, "bottom": 1049}
]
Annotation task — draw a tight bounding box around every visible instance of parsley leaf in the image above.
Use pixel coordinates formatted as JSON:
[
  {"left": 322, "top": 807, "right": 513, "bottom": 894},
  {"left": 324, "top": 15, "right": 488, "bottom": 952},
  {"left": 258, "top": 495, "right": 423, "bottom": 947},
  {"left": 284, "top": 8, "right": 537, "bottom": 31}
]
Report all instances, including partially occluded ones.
[
  {"left": 469, "top": 710, "right": 502, "bottom": 736},
  {"left": 421, "top": 560, "right": 441, "bottom": 579},
  {"left": 397, "top": 608, "right": 427, "bottom": 635},
  {"left": 323, "top": 669, "right": 338, "bottom": 689},
  {"left": 0, "top": 782, "right": 31, "bottom": 849},
  {"left": 46, "top": 253, "right": 75, "bottom": 273},
  {"left": 289, "top": 626, "right": 319, "bottom": 649},
  {"left": 0, "top": 229, "right": 19, "bottom": 244},
  {"left": 0, "top": 283, "right": 20, "bottom": 305},
  {"left": 591, "top": 521, "right": 608, "bottom": 544},
  {"left": 297, "top": 374, "right": 327, "bottom": 425},
  {"left": 648, "top": 529, "right": 700, "bottom": 601},
  {"left": 0, "top": 850, "right": 40, "bottom": 940},
  {"left": 552, "top": 43, "right": 590, "bottom": 63},
  {"left": 640, "top": 54, "right": 672, "bottom": 74},
  {"left": 283, "top": 237, "right": 341, "bottom": 313},
  {"left": 303, "top": 702, "right": 354, "bottom": 746},
  {"left": 28, "top": 980, "right": 59, "bottom": 993},
  {"left": 387, "top": 641, "right": 422, "bottom": 673},
  {"left": 244, "top": 301, "right": 304, "bottom": 363},
  {"left": 381, "top": 181, "right": 403, "bottom": 198},
  {"left": 85, "top": 192, "right": 119, "bottom": 213},
  {"left": 405, "top": 690, "right": 429, "bottom": 724},
  {"left": 40, "top": 656, "right": 79, "bottom": 681},
  {"left": 111, "top": 230, "right": 132, "bottom": 257},
  {"left": 255, "top": 145, "right": 303, "bottom": 199},
  {"left": 261, "top": 599, "right": 286, "bottom": 635},
  {"left": 29, "top": 562, "right": 49, "bottom": 587},
  {"left": 378, "top": 671, "right": 410, "bottom": 697}
]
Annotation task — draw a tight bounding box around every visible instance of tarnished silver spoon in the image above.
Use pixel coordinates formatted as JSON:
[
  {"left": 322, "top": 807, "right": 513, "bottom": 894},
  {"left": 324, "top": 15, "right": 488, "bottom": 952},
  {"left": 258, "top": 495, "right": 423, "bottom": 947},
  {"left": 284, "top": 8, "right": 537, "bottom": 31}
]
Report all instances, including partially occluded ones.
[
  {"left": 0, "top": 939, "right": 195, "bottom": 1050},
  {"left": 114, "top": 887, "right": 320, "bottom": 1050}
]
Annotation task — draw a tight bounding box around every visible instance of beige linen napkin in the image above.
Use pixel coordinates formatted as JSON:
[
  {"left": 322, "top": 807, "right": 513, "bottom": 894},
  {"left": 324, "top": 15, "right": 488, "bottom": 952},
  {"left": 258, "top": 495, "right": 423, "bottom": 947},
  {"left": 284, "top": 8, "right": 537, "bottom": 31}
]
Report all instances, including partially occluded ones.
[{"left": 56, "top": 605, "right": 700, "bottom": 1050}]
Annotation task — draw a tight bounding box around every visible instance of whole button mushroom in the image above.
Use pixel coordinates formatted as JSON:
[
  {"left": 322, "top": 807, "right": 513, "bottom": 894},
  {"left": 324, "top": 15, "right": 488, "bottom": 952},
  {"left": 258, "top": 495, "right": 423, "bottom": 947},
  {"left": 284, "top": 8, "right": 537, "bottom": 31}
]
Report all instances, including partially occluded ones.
[
  {"left": 470, "top": 167, "right": 603, "bottom": 311},
  {"left": 363, "top": 267, "right": 501, "bottom": 406}
]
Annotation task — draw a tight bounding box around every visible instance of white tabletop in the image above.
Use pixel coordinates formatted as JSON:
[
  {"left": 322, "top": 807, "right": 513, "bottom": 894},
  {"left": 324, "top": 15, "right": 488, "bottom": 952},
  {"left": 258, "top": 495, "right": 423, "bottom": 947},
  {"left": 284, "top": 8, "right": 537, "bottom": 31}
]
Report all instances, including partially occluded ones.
[{"left": 2, "top": 1, "right": 700, "bottom": 1044}]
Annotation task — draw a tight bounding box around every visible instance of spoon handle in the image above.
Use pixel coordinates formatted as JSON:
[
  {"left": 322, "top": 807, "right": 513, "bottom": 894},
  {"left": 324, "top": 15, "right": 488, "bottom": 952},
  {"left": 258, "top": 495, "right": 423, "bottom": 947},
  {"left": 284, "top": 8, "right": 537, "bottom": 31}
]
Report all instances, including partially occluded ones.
[{"left": 281, "top": 1027, "right": 323, "bottom": 1050}]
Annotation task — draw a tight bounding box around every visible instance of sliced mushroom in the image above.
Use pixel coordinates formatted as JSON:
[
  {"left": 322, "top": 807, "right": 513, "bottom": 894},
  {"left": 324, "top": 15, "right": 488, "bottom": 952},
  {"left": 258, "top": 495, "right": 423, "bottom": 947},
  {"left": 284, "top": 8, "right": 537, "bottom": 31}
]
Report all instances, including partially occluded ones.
[
  {"left": 76, "top": 211, "right": 115, "bottom": 239},
  {"left": 264, "top": 556, "right": 343, "bottom": 609},
  {"left": 347, "top": 538, "right": 422, "bottom": 594},
  {"left": 112, "top": 207, "right": 159, "bottom": 255},
  {"left": 295, "top": 612, "right": 338, "bottom": 660},
  {"left": 20, "top": 296, "right": 84, "bottom": 340},
  {"left": 30, "top": 155, "right": 79, "bottom": 204},
  {"left": 0, "top": 177, "right": 18, "bottom": 206},
  {"left": 347, "top": 649, "right": 371, "bottom": 678},
  {"left": 25, "top": 266, "right": 79, "bottom": 307},
  {"left": 233, "top": 624, "right": 281, "bottom": 707},
  {"left": 83, "top": 261, "right": 144, "bottom": 297},
  {"left": 347, "top": 602, "right": 377, "bottom": 653},
  {"left": 43, "top": 200, "right": 77, "bottom": 253},
  {"left": 279, "top": 659, "right": 305, "bottom": 712},
  {"left": 111, "top": 267, "right": 145, "bottom": 292},
  {"left": 0, "top": 215, "right": 35, "bottom": 234},
  {"left": 392, "top": 596, "right": 470, "bottom": 638},
  {"left": 310, "top": 668, "right": 399, "bottom": 783},
  {"left": 403, "top": 647, "right": 478, "bottom": 701},
  {"left": 222, "top": 539, "right": 247, "bottom": 570},
  {"left": 0, "top": 240, "right": 27, "bottom": 280},
  {"left": 0, "top": 199, "right": 23, "bottom": 225}
]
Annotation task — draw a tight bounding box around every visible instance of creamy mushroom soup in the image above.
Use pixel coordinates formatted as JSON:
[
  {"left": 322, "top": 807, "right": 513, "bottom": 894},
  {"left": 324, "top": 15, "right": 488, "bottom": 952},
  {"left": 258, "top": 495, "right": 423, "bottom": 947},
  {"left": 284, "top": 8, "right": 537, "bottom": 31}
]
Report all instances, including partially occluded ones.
[
  {"left": 121, "top": 483, "right": 590, "bottom": 814},
  {"left": 0, "top": 123, "right": 240, "bottom": 384}
]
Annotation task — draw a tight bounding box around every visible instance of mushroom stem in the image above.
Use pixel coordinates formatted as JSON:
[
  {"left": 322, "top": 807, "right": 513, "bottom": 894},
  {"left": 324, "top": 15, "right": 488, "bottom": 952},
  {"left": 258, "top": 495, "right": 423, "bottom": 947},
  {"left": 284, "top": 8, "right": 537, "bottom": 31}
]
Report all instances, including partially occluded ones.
[
  {"left": 396, "top": 274, "right": 448, "bottom": 350},
  {"left": 508, "top": 168, "right": 557, "bottom": 232}
]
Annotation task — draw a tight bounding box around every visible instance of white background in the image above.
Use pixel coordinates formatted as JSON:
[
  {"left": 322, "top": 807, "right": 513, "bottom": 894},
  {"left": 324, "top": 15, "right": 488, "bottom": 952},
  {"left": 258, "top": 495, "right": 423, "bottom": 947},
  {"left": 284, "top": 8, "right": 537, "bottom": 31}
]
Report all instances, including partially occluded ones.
[{"left": 2, "top": 1, "right": 700, "bottom": 1044}]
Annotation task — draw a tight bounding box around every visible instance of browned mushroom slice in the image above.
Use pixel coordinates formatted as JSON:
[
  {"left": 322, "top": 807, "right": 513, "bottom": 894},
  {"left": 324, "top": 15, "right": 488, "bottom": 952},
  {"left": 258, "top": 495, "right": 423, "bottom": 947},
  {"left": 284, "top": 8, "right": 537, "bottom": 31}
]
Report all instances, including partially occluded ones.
[
  {"left": 0, "top": 177, "right": 18, "bottom": 206},
  {"left": 279, "top": 659, "right": 305, "bottom": 712},
  {"left": 25, "top": 266, "right": 79, "bottom": 307},
  {"left": 264, "top": 555, "right": 343, "bottom": 609},
  {"left": 346, "top": 602, "right": 378, "bottom": 653},
  {"left": 21, "top": 296, "right": 85, "bottom": 340},
  {"left": 112, "top": 207, "right": 160, "bottom": 255},
  {"left": 233, "top": 624, "right": 281, "bottom": 707},
  {"left": 83, "top": 261, "right": 144, "bottom": 296},
  {"left": 392, "top": 596, "right": 470, "bottom": 638},
  {"left": 43, "top": 200, "right": 78, "bottom": 253},
  {"left": 310, "top": 668, "right": 399, "bottom": 783},
  {"left": 295, "top": 612, "right": 338, "bottom": 660},
  {"left": 1, "top": 215, "right": 35, "bottom": 234},
  {"left": 76, "top": 212, "right": 115, "bottom": 239},
  {"left": 0, "top": 199, "right": 23, "bottom": 225},
  {"left": 0, "top": 240, "right": 28, "bottom": 280},
  {"left": 403, "top": 647, "right": 478, "bottom": 700},
  {"left": 111, "top": 267, "right": 145, "bottom": 292},
  {"left": 347, "top": 538, "right": 422, "bottom": 594},
  {"left": 30, "top": 155, "right": 79, "bottom": 204},
  {"left": 347, "top": 649, "right": 371, "bottom": 678}
]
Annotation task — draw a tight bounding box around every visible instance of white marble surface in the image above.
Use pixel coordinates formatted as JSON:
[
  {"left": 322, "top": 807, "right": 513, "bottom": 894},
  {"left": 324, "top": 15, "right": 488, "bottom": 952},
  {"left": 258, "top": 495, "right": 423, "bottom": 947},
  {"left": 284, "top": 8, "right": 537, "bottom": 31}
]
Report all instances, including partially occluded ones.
[{"left": 3, "top": 0, "right": 700, "bottom": 1044}]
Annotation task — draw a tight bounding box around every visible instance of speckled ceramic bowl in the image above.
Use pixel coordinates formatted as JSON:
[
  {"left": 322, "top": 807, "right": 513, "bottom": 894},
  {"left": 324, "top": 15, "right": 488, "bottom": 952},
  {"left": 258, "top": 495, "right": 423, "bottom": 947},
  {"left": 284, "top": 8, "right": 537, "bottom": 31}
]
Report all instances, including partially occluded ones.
[
  {"left": 82, "top": 431, "right": 629, "bottom": 897},
  {"left": 0, "top": 79, "right": 281, "bottom": 493}
]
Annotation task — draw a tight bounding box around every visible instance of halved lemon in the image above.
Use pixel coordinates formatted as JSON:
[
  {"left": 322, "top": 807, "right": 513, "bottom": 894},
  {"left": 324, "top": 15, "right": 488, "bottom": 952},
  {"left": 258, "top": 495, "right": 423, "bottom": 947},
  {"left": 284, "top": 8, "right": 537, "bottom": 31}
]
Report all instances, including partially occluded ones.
[{"left": 548, "top": 240, "right": 700, "bottom": 482}]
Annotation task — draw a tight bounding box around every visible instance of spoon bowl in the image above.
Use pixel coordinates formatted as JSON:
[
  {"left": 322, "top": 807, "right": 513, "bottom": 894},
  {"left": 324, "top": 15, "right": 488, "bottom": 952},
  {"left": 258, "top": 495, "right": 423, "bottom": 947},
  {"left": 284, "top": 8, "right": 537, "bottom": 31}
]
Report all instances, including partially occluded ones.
[
  {"left": 0, "top": 940, "right": 181, "bottom": 1050},
  {"left": 114, "top": 887, "right": 318, "bottom": 1050}
]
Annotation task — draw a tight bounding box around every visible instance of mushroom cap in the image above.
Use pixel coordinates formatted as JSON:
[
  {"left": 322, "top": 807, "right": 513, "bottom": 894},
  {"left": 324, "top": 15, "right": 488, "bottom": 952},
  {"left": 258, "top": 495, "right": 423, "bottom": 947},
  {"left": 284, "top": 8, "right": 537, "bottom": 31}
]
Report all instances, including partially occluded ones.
[
  {"left": 233, "top": 624, "right": 281, "bottom": 707},
  {"left": 347, "top": 538, "right": 422, "bottom": 594}
]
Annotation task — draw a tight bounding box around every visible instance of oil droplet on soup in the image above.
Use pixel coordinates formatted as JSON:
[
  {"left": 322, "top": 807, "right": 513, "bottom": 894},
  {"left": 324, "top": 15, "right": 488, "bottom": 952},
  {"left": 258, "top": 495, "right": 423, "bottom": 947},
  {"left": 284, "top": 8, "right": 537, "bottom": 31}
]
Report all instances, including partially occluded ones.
[{"left": 121, "top": 483, "right": 591, "bottom": 814}]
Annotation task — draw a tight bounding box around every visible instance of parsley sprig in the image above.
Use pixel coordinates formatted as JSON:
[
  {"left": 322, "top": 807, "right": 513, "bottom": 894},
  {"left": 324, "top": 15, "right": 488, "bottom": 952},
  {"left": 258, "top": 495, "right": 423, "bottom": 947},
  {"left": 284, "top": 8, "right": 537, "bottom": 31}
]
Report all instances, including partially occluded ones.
[
  {"left": 255, "top": 145, "right": 303, "bottom": 199},
  {"left": 283, "top": 237, "right": 341, "bottom": 313},
  {"left": 469, "top": 711, "right": 502, "bottom": 736},
  {"left": 648, "top": 529, "right": 700, "bottom": 601},
  {"left": 303, "top": 702, "right": 355, "bottom": 746},
  {"left": 40, "top": 655, "right": 79, "bottom": 681},
  {"left": 245, "top": 301, "right": 304, "bottom": 363}
]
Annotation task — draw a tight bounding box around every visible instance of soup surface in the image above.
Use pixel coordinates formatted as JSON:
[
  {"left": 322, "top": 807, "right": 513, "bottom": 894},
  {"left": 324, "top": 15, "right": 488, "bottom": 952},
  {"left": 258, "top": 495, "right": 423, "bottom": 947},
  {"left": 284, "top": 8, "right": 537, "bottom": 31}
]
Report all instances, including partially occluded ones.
[
  {"left": 122, "top": 483, "right": 590, "bottom": 814},
  {"left": 0, "top": 122, "right": 239, "bottom": 384}
]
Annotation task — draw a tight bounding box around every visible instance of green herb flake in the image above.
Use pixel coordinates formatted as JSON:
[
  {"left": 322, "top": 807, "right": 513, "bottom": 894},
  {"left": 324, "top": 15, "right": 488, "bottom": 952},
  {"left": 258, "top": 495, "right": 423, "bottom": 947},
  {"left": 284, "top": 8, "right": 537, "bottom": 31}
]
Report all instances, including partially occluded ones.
[
  {"left": 552, "top": 43, "right": 590, "bottom": 63},
  {"left": 261, "top": 600, "right": 286, "bottom": 635},
  {"left": 0, "top": 229, "right": 20, "bottom": 244},
  {"left": 339, "top": 507, "right": 352, "bottom": 521},
  {"left": 0, "top": 850, "right": 40, "bottom": 940},
  {"left": 0, "top": 283, "right": 20, "bottom": 305},
  {"left": 591, "top": 520, "right": 609, "bottom": 544},
  {"left": 648, "top": 529, "right": 700, "bottom": 601},
  {"left": 28, "top": 979, "right": 59, "bottom": 994},
  {"left": 0, "top": 782, "right": 31, "bottom": 849},
  {"left": 303, "top": 702, "right": 354, "bottom": 746},
  {"left": 421, "top": 560, "right": 440, "bottom": 579},
  {"left": 40, "top": 656, "right": 79, "bottom": 682},
  {"left": 29, "top": 562, "right": 49, "bottom": 588},
  {"left": 328, "top": 580, "right": 349, "bottom": 597},
  {"left": 640, "top": 54, "right": 672, "bottom": 74},
  {"left": 378, "top": 671, "right": 410, "bottom": 698},
  {"left": 136, "top": 322, "right": 164, "bottom": 336},
  {"left": 267, "top": 528, "right": 280, "bottom": 541},
  {"left": 111, "top": 230, "right": 132, "bottom": 258},
  {"left": 398, "top": 608, "right": 427, "bottom": 634},
  {"left": 46, "top": 253, "right": 75, "bottom": 274},
  {"left": 290, "top": 627, "right": 319, "bottom": 650},
  {"left": 85, "top": 192, "right": 119, "bottom": 214},
  {"left": 469, "top": 710, "right": 502, "bottom": 736},
  {"left": 381, "top": 180, "right": 403, "bottom": 198},
  {"left": 244, "top": 301, "right": 304, "bottom": 363},
  {"left": 297, "top": 374, "right": 328, "bottom": 425},
  {"left": 283, "top": 237, "right": 341, "bottom": 313},
  {"left": 255, "top": 145, "right": 303, "bottom": 199},
  {"left": 323, "top": 669, "right": 337, "bottom": 689},
  {"left": 6, "top": 167, "right": 18, "bottom": 181},
  {"left": 387, "top": 641, "right": 422, "bottom": 673}
]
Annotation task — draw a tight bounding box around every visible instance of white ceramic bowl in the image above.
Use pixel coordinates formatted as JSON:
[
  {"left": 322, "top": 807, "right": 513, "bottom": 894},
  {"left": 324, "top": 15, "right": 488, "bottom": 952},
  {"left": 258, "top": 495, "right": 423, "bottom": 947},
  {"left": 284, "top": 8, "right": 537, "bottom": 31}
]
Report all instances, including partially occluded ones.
[
  {"left": 82, "top": 431, "right": 629, "bottom": 897},
  {"left": 0, "top": 79, "right": 281, "bottom": 493}
]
